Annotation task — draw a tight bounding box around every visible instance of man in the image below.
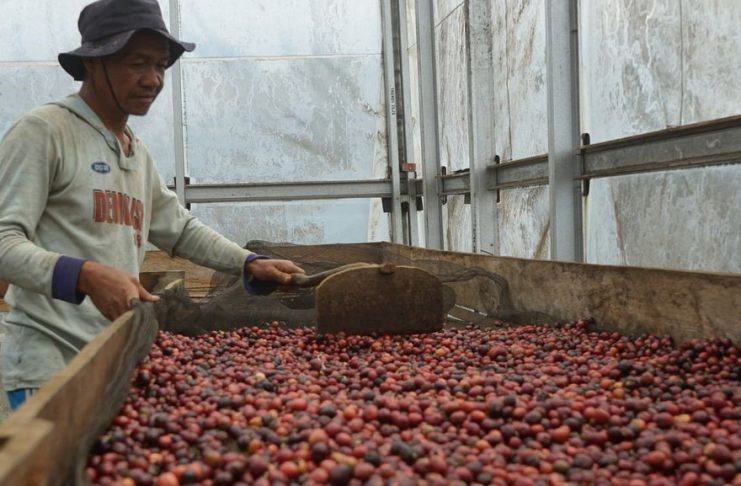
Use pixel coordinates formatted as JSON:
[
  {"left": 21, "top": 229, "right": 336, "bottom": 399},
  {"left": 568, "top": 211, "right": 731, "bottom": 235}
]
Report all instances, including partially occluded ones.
[{"left": 0, "top": 0, "right": 304, "bottom": 410}]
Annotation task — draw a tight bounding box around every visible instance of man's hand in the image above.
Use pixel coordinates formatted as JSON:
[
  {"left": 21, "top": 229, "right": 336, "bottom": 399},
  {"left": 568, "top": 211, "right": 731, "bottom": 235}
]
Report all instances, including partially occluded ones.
[
  {"left": 245, "top": 258, "right": 305, "bottom": 286},
  {"left": 77, "top": 261, "right": 160, "bottom": 321}
]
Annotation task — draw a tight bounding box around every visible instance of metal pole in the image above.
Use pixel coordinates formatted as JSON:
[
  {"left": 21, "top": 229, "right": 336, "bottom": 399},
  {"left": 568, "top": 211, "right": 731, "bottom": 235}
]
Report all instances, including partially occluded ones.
[
  {"left": 169, "top": 0, "right": 187, "bottom": 206},
  {"left": 415, "top": 0, "right": 445, "bottom": 250},
  {"left": 545, "top": 0, "right": 583, "bottom": 261},
  {"left": 466, "top": 0, "right": 498, "bottom": 255},
  {"left": 381, "top": 0, "right": 404, "bottom": 244},
  {"left": 397, "top": 0, "right": 420, "bottom": 247}
]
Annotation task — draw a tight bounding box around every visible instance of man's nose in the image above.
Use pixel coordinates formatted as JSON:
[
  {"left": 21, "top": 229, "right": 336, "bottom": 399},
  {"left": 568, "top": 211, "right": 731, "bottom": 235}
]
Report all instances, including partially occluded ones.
[{"left": 141, "top": 67, "right": 164, "bottom": 89}]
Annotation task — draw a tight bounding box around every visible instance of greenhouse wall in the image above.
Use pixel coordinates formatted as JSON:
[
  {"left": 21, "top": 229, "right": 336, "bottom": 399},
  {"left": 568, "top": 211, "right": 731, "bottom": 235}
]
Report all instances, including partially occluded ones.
[
  {"left": 0, "top": 0, "right": 390, "bottom": 247},
  {"left": 1, "top": 0, "right": 739, "bottom": 272},
  {"left": 411, "top": 0, "right": 741, "bottom": 272}
]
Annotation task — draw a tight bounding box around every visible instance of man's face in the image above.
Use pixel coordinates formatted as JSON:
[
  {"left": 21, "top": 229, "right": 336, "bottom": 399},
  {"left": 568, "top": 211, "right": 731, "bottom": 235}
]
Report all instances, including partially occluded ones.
[{"left": 99, "top": 31, "right": 170, "bottom": 116}]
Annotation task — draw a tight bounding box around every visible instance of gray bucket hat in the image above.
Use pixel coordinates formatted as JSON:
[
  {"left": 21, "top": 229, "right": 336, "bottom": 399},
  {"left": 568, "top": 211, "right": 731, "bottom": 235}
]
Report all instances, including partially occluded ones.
[{"left": 58, "top": 0, "right": 195, "bottom": 81}]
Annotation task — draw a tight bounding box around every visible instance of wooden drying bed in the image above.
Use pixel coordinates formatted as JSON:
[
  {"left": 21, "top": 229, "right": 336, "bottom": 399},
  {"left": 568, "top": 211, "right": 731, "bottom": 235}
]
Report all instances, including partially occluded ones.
[{"left": 0, "top": 243, "right": 738, "bottom": 485}]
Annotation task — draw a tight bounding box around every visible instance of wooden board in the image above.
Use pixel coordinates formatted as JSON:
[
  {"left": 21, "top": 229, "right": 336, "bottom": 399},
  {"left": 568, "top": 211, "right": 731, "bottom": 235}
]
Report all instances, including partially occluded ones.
[
  {"left": 0, "top": 299, "right": 160, "bottom": 485},
  {"left": 141, "top": 252, "right": 219, "bottom": 302},
  {"left": 378, "top": 243, "right": 741, "bottom": 346},
  {"left": 0, "top": 280, "right": 7, "bottom": 312},
  {"left": 316, "top": 264, "right": 444, "bottom": 335}
]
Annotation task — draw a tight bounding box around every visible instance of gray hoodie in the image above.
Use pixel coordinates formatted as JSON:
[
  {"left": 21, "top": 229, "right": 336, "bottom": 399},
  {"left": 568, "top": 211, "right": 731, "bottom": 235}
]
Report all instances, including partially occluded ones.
[{"left": 0, "top": 94, "right": 252, "bottom": 390}]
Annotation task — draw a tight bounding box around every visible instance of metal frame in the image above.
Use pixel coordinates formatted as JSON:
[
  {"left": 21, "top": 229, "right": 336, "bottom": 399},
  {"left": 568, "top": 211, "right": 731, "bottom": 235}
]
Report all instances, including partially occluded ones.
[
  {"left": 181, "top": 180, "right": 396, "bottom": 204},
  {"left": 168, "top": 0, "right": 187, "bottom": 206},
  {"left": 381, "top": 0, "right": 404, "bottom": 244},
  {"left": 482, "top": 115, "right": 741, "bottom": 190},
  {"left": 582, "top": 115, "right": 741, "bottom": 179},
  {"left": 414, "top": 0, "right": 445, "bottom": 250},
  {"left": 545, "top": 0, "right": 583, "bottom": 262},
  {"left": 397, "top": 0, "right": 420, "bottom": 247},
  {"left": 466, "top": 0, "right": 498, "bottom": 255}
]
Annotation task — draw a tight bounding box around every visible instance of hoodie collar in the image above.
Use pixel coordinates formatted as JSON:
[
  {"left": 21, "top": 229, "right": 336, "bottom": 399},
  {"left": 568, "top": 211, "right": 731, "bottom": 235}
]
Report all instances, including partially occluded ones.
[{"left": 50, "top": 93, "right": 140, "bottom": 171}]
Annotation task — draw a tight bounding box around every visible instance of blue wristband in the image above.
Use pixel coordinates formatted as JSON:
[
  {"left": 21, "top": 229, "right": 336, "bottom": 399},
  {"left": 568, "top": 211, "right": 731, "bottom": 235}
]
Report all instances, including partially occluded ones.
[
  {"left": 51, "top": 256, "right": 86, "bottom": 304},
  {"left": 243, "top": 254, "right": 279, "bottom": 295}
]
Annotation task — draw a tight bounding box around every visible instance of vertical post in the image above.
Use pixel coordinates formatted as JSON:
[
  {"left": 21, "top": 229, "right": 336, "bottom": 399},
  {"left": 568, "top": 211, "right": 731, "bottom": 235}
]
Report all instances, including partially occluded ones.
[
  {"left": 381, "top": 0, "right": 404, "bottom": 244},
  {"left": 545, "top": 0, "right": 583, "bottom": 261},
  {"left": 397, "top": 0, "right": 420, "bottom": 247},
  {"left": 169, "top": 0, "right": 187, "bottom": 206},
  {"left": 415, "top": 0, "right": 445, "bottom": 250},
  {"left": 466, "top": 0, "right": 498, "bottom": 255}
]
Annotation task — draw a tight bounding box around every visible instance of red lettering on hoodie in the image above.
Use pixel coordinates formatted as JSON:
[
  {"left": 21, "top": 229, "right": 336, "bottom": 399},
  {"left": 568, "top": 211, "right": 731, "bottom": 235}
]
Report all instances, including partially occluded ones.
[
  {"left": 92, "top": 189, "right": 144, "bottom": 233},
  {"left": 93, "top": 190, "right": 107, "bottom": 222}
]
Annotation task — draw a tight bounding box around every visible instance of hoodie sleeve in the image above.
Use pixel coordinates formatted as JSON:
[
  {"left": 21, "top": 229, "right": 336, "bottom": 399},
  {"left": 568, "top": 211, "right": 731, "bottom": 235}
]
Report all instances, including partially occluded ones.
[
  {"left": 0, "top": 114, "right": 66, "bottom": 299},
  {"left": 146, "top": 168, "right": 253, "bottom": 277}
]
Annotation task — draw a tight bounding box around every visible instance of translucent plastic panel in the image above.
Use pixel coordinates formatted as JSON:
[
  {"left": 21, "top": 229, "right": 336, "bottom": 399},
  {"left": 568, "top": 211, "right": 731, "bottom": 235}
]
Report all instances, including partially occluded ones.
[
  {"left": 491, "top": 0, "right": 547, "bottom": 160},
  {"left": 0, "top": 0, "right": 170, "bottom": 62},
  {"left": 0, "top": 66, "right": 78, "bottom": 136},
  {"left": 180, "top": 0, "right": 381, "bottom": 58},
  {"left": 581, "top": 1, "right": 741, "bottom": 142},
  {"left": 436, "top": 6, "right": 470, "bottom": 172},
  {"left": 586, "top": 165, "right": 741, "bottom": 274},
  {"left": 183, "top": 57, "right": 384, "bottom": 184},
  {"left": 190, "top": 199, "right": 390, "bottom": 246},
  {"left": 497, "top": 185, "right": 550, "bottom": 259},
  {"left": 442, "top": 196, "right": 472, "bottom": 253},
  {"left": 579, "top": 0, "right": 682, "bottom": 142}
]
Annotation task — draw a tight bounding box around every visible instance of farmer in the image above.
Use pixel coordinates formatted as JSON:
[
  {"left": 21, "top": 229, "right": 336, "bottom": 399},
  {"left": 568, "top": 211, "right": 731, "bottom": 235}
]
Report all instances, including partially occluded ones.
[{"left": 0, "top": 0, "right": 304, "bottom": 410}]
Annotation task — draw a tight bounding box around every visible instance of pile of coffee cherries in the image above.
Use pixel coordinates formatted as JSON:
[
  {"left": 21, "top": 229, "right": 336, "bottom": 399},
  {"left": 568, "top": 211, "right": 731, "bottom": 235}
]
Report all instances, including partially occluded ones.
[{"left": 87, "top": 320, "right": 741, "bottom": 485}]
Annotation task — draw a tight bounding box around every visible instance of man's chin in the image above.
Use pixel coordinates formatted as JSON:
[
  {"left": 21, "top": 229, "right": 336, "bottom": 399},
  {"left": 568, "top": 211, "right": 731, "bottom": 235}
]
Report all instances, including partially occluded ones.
[
  {"left": 127, "top": 106, "right": 152, "bottom": 117},
  {"left": 127, "top": 97, "right": 157, "bottom": 116}
]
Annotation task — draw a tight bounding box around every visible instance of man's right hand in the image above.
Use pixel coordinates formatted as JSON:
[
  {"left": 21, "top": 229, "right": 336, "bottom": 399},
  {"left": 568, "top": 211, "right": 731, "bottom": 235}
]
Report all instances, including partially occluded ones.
[{"left": 77, "top": 261, "right": 159, "bottom": 321}]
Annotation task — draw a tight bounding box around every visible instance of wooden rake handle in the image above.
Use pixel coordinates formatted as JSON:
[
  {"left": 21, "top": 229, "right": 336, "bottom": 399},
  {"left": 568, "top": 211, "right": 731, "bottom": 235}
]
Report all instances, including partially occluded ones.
[{"left": 289, "top": 262, "right": 393, "bottom": 288}]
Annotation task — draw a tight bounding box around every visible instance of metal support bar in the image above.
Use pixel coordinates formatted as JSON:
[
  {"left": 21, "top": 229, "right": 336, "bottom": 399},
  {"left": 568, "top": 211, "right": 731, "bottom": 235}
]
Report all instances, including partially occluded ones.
[
  {"left": 489, "top": 115, "right": 741, "bottom": 189},
  {"left": 382, "top": 0, "right": 404, "bottom": 244},
  {"left": 439, "top": 171, "right": 470, "bottom": 196},
  {"left": 415, "top": 0, "right": 445, "bottom": 250},
  {"left": 545, "top": 0, "right": 583, "bottom": 262},
  {"left": 183, "top": 180, "right": 396, "bottom": 204},
  {"left": 168, "top": 0, "right": 187, "bottom": 206},
  {"left": 582, "top": 115, "right": 741, "bottom": 178},
  {"left": 490, "top": 154, "right": 549, "bottom": 190},
  {"left": 466, "top": 0, "right": 498, "bottom": 254},
  {"left": 397, "top": 0, "right": 420, "bottom": 247}
]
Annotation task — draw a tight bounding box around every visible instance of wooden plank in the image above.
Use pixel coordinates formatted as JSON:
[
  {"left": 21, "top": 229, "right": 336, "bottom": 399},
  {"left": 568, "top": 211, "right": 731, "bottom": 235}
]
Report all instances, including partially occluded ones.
[
  {"left": 141, "top": 252, "right": 217, "bottom": 302},
  {"left": 0, "top": 280, "right": 7, "bottom": 312},
  {"left": 0, "top": 419, "right": 55, "bottom": 486},
  {"left": 0, "top": 301, "right": 159, "bottom": 485},
  {"left": 378, "top": 243, "right": 741, "bottom": 346}
]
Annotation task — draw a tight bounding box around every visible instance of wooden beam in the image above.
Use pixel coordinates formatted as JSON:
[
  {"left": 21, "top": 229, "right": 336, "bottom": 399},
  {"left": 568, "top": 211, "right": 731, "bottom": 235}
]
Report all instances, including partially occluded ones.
[
  {"left": 379, "top": 242, "right": 741, "bottom": 346},
  {"left": 0, "top": 302, "right": 159, "bottom": 485}
]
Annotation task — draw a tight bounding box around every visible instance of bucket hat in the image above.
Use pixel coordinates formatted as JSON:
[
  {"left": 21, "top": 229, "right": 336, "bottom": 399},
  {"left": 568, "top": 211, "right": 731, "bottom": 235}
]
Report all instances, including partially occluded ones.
[{"left": 58, "top": 0, "right": 195, "bottom": 81}]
